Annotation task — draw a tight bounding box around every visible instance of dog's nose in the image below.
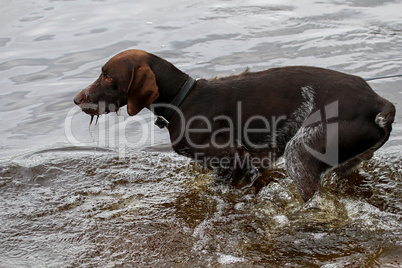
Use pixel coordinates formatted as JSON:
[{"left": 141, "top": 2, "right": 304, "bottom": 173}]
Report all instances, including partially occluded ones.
[{"left": 74, "top": 94, "right": 83, "bottom": 105}]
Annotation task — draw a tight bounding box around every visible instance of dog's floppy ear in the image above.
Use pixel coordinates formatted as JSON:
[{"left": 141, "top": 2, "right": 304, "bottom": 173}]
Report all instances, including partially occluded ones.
[{"left": 126, "top": 66, "right": 159, "bottom": 116}]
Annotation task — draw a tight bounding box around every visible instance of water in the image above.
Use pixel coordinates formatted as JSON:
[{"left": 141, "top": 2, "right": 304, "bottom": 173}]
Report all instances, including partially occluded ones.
[{"left": 1, "top": 0, "right": 402, "bottom": 267}]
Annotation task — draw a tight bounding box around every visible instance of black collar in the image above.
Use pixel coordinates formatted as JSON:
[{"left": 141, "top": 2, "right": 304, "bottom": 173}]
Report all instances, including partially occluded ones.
[{"left": 153, "top": 77, "right": 197, "bottom": 129}]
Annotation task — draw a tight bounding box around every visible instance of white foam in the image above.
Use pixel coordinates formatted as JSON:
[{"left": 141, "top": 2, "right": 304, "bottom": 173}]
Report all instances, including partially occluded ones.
[
  {"left": 217, "top": 253, "right": 246, "bottom": 264},
  {"left": 273, "top": 215, "right": 290, "bottom": 226}
]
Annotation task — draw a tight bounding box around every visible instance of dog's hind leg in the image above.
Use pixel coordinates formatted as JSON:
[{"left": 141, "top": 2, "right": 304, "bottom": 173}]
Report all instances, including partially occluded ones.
[
  {"left": 284, "top": 126, "right": 331, "bottom": 202},
  {"left": 332, "top": 149, "right": 373, "bottom": 178},
  {"left": 332, "top": 155, "right": 364, "bottom": 178}
]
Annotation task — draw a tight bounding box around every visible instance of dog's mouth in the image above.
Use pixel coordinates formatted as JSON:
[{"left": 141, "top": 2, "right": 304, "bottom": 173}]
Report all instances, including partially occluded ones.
[{"left": 79, "top": 102, "right": 121, "bottom": 126}]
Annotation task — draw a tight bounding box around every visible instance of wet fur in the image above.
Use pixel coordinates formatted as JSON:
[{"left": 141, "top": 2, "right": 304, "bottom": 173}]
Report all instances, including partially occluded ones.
[{"left": 74, "top": 50, "right": 396, "bottom": 202}]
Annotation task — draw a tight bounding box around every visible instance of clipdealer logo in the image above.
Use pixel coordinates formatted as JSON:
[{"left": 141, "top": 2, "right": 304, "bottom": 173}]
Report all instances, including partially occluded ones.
[
  {"left": 302, "top": 101, "right": 339, "bottom": 167},
  {"left": 65, "top": 101, "right": 340, "bottom": 167}
]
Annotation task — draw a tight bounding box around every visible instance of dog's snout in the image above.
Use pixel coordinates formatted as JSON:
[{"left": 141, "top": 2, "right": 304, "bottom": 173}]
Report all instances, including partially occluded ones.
[{"left": 74, "top": 93, "right": 84, "bottom": 105}]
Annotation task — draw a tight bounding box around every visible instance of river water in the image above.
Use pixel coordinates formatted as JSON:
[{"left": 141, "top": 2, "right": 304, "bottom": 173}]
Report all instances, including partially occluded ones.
[{"left": 1, "top": 0, "right": 402, "bottom": 267}]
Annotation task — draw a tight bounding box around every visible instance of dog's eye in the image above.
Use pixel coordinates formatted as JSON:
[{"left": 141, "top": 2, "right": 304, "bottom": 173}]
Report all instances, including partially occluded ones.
[{"left": 103, "top": 73, "right": 112, "bottom": 82}]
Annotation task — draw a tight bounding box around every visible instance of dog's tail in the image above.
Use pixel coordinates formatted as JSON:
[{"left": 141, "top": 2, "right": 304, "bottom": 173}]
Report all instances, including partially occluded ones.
[
  {"left": 372, "top": 101, "right": 395, "bottom": 150},
  {"left": 375, "top": 101, "right": 396, "bottom": 128}
]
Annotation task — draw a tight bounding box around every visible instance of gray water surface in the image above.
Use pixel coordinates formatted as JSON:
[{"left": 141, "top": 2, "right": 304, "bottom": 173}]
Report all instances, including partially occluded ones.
[{"left": 1, "top": 0, "right": 402, "bottom": 267}]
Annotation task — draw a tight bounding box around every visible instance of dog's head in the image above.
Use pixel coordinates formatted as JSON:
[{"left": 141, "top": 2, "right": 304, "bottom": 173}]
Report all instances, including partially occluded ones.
[{"left": 73, "top": 50, "right": 159, "bottom": 120}]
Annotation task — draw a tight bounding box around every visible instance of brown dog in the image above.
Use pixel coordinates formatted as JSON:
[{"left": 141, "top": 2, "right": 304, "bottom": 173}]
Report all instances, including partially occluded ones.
[{"left": 74, "top": 49, "right": 395, "bottom": 201}]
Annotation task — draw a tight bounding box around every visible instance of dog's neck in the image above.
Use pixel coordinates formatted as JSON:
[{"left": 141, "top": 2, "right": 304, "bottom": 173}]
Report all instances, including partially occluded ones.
[{"left": 148, "top": 54, "right": 191, "bottom": 116}]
